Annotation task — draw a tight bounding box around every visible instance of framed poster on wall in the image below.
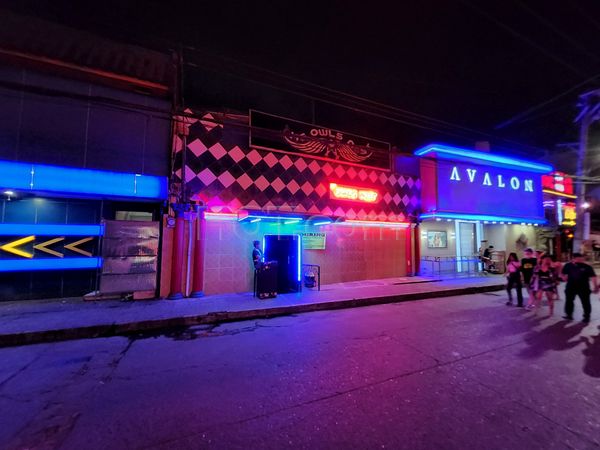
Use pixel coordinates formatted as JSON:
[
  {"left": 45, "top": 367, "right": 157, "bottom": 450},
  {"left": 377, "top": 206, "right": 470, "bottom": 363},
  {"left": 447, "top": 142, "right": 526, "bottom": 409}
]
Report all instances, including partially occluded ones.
[
  {"left": 427, "top": 231, "right": 447, "bottom": 248},
  {"left": 301, "top": 232, "right": 326, "bottom": 250}
]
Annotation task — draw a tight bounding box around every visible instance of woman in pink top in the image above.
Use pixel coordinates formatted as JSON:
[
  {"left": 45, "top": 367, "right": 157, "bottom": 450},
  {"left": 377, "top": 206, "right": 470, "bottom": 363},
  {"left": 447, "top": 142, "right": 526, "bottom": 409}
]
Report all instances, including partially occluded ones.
[{"left": 505, "top": 252, "right": 523, "bottom": 306}]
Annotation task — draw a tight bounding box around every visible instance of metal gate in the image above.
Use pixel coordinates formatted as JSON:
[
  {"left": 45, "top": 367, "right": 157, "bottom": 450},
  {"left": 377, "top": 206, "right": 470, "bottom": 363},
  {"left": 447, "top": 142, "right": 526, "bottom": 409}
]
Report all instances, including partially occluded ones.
[{"left": 99, "top": 220, "right": 160, "bottom": 294}]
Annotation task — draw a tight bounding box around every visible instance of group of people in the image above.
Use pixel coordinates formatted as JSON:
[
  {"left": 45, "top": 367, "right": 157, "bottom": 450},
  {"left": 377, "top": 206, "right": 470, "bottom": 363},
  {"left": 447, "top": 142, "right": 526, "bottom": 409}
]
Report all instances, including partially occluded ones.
[{"left": 505, "top": 248, "right": 599, "bottom": 323}]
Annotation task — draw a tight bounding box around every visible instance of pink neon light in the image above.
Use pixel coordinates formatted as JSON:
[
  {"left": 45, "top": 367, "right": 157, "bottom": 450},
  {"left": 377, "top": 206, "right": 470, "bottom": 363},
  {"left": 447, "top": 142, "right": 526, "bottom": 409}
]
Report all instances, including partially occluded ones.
[
  {"left": 204, "top": 212, "right": 238, "bottom": 221},
  {"left": 330, "top": 183, "right": 379, "bottom": 203},
  {"left": 340, "top": 219, "right": 409, "bottom": 228}
]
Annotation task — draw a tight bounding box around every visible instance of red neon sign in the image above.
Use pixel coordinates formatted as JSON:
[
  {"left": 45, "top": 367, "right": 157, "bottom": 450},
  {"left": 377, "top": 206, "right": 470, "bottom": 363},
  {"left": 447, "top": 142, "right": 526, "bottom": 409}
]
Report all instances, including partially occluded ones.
[
  {"left": 330, "top": 183, "right": 379, "bottom": 203},
  {"left": 542, "top": 172, "right": 574, "bottom": 196}
]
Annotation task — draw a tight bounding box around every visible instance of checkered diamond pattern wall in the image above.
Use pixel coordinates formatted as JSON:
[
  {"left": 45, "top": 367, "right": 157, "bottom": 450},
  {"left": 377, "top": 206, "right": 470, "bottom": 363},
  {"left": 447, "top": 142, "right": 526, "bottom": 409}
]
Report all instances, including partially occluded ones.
[{"left": 173, "top": 113, "right": 421, "bottom": 222}]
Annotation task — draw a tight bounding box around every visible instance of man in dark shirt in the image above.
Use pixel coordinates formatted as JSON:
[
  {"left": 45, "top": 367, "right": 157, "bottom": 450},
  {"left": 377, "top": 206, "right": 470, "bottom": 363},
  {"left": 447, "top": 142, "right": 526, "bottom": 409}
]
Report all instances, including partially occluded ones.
[
  {"left": 561, "top": 253, "right": 599, "bottom": 323},
  {"left": 252, "top": 240, "right": 263, "bottom": 269},
  {"left": 521, "top": 248, "right": 537, "bottom": 304},
  {"left": 483, "top": 245, "right": 494, "bottom": 258},
  {"left": 482, "top": 245, "right": 494, "bottom": 272}
]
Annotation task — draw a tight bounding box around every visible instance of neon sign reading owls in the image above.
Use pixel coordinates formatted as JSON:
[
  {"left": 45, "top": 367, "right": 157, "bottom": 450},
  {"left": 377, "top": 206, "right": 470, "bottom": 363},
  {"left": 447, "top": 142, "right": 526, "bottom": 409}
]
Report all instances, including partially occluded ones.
[{"left": 449, "top": 166, "right": 534, "bottom": 192}]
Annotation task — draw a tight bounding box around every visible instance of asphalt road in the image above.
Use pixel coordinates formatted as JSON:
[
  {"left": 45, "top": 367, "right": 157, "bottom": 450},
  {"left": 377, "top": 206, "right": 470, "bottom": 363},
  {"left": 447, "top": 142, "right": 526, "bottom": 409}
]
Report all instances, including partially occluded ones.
[{"left": 1, "top": 292, "right": 599, "bottom": 450}]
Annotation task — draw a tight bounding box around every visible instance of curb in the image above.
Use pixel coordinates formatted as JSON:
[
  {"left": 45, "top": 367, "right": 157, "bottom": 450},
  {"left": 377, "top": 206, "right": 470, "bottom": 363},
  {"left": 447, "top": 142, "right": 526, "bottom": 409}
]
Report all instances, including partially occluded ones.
[{"left": 0, "top": 283, "right": 505, "bottom": 348}]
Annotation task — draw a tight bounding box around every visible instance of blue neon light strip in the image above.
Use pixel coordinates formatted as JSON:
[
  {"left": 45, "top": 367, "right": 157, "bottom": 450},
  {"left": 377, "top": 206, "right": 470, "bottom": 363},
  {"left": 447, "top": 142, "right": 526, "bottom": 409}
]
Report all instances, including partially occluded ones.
[
  {"left": 0, "top": 159, "right": 167, "bottom": 199},
  {"left": 414, "top": 144, "right": 553, "bottom": 173},
  {"left": 419, "top": 212, "right": 546, "bottom": 225},
  {"left": 262, "top": 236, "right": 267, "bottom": 263},
  {"left": 557, "top": 199, "right": 563, "bottom": 224},
  {"left": 297, "top": 234, "right": 302, "bottom": 282},
  {"left": 0, "top": 224, "right": 104, "bottom": 236},
  {"left": 0, "top": 257, "right": 102, "bottom": 272},
  {"left": 240, "top": 214, "right": 304, "bottom": 222}
]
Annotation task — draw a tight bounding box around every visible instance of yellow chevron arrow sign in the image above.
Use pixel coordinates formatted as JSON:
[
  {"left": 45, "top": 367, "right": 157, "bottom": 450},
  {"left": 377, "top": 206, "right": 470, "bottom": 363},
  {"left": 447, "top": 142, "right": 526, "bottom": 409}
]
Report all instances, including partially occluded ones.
[
  {"left": 0, "top": 235, "right": 35, "bottom": 258},
  {"left": 64, "top": 237, "right": 93, "bottom": 257},
  {"left": 33, "top": 237, "right": 65, "bottom": 258}
]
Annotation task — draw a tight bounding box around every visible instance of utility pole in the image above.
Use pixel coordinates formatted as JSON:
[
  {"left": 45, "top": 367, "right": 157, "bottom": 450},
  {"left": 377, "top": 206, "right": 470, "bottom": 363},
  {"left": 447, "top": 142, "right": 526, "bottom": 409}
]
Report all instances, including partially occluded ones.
[{"left": 573, "top": 89, "right": 600, "bottom": 253}]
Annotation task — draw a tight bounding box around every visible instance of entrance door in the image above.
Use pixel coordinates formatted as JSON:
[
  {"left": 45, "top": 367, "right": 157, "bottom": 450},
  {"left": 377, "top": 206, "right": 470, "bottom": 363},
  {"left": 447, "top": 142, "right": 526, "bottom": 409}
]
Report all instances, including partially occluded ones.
[
  {"left": 458, "top": 222, "right": 476, "bottom": 273},
  {"left": 264, "top": 235, "right": 301, "bottom": 293}
]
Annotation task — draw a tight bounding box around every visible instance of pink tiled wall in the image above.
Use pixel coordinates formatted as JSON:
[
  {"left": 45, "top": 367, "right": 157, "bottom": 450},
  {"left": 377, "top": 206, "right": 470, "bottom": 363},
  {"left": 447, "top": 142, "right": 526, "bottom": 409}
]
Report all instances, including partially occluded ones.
[{"left": 203, "top": 220, "right": 408, "bottom": 295}]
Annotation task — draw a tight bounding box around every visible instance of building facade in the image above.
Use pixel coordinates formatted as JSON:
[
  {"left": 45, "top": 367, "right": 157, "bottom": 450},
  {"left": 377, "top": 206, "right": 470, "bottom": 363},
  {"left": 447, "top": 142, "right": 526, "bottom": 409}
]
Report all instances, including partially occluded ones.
[
  {"left": 0, "top": 12, "right": 172, "bottom": 301},
  {"left": 415, "top": 144, "right": 553, "bottom": 275},
  {"left": 166, "top": 111, "right": 421, "bottom": 296},
  {"left": 541, "top": 171, "right": 577, "bottom": 259}
]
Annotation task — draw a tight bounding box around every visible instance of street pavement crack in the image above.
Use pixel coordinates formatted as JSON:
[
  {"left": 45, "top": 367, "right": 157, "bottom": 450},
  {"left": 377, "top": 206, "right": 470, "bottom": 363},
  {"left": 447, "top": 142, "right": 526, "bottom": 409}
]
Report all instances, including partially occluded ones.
[
  {"left": 0, "top": 353, "right": 41, "bottom": 389},
  {"left": 4, "top": 341, "right": 133, "bottom": 450},
  {"left": 102, "top": 339, "right": 135, "bottom": 383}
]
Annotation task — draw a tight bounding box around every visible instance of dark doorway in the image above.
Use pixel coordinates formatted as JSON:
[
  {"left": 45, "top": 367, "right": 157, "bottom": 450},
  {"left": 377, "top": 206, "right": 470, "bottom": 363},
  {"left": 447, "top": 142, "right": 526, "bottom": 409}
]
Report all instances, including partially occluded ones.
[{"left": 263, "top": 234, "right": 301, "bottom": 293}]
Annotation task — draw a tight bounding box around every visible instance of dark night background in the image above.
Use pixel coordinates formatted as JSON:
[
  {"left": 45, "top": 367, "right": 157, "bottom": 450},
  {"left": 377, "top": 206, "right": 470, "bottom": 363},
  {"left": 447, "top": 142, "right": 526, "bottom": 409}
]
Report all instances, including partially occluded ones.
[{"left": 2, "top": 0, "right": 600, "bottom": 175}]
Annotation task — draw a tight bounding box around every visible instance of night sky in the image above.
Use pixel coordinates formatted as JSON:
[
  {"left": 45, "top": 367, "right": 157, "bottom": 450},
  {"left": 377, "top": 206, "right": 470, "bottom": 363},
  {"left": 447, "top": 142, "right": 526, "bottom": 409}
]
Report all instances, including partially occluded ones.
[{"left": 4, "top": 0, "right": 600, "bottom": 167}]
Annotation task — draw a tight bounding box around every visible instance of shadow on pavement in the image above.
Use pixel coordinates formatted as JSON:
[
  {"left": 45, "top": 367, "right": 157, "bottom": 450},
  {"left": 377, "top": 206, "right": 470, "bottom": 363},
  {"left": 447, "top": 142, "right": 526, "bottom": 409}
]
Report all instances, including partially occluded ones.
[
  {"left": 581, "top": 326, "right": 600, "bottom": 378},
  {"left": 518, "top": 320, "right": 587, "bottom": 360},
  {"left": 445, "top": 303, "right": 545, "bottom": 338},
  {"left": 484, "top": 311, "right": 545, "bottom": 339}
]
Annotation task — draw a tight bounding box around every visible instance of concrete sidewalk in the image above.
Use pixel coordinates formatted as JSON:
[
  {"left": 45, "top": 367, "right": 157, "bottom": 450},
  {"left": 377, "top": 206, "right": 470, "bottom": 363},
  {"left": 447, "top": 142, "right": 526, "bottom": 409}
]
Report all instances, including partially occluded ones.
[{"left": 0, "top": 275, "right": 505, "bottom": 347}]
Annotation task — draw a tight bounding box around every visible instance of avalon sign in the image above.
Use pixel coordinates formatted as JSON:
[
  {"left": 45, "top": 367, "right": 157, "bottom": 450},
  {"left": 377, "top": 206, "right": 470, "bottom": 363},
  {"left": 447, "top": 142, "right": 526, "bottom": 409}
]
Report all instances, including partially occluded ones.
[
  {"left": 436, "top": 161, "right": 544, "bottom": 220},
  {"left": 449, "top": 166, "right": 534, "bottom": 192}
]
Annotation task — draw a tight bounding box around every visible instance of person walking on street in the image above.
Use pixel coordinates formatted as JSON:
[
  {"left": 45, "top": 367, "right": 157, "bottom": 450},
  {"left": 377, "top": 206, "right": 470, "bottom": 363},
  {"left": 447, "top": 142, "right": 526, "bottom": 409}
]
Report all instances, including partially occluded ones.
[
  {"left": 505, "top": 252, "right": 523, "bottom": 306},
  {"left": 528, "top": 255, "right": 559, "bottom": 315},
  {"left": 561, "top": 252, "right": 599, "bottom": 323},
  {"left": 551, "top": 255, "right": 563, "bottom": 301},
  {"left": 521, "top": 248, "right": 537, "bottom": 307},
  {"left": 593, "top": 240, "right": 600, "bottom": 262}
]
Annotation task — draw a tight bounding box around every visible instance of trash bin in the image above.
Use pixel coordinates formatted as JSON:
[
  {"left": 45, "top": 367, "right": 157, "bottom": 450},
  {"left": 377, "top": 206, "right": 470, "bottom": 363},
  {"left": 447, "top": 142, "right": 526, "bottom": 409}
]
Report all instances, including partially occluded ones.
[{"left": 304, "top": 270, "right": 317, "bottom": 288}]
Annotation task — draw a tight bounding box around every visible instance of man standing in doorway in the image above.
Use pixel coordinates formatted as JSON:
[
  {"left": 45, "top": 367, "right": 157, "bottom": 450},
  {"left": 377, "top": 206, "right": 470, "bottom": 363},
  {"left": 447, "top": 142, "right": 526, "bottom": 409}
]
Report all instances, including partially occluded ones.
[
  {"left": 252, "top": 240, "right": 263, "bottom": 270},
  {"left": 561, "top": 253, "right": 599, "bottom": 323},
  {"left": 482, "top": 244, "right": 495, "bottom": 272}
]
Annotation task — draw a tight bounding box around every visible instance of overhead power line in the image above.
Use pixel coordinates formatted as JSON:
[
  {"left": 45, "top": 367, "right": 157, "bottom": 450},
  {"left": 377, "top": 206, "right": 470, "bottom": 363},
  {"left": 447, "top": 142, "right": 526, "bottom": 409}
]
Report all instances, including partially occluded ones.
[
  {"left": 183, "top": 47, "right": 482, "bottom": 133},
  {"left": 495, "top": 72, "right": 600, "bottom": 129},
  {"left": 460, "top": 0, "right": 587, "bottom": 77},
  {"left": 184, "top": 48, "right": 550, "bottom": 155},
  {"left": 513, "top": 0, "right": 600, "bottom": 63},
  {"left": 0, "top": 6, "right": 554, "bottom": 155},
  {"left": 185, "top": 59, "right": 480, "bottom": 143},
  {"left": 572, "top": 0, "right": 600, "bottom": 34},
  {"left": 492, "top": 0, "right": 600, "bottom": 129}
]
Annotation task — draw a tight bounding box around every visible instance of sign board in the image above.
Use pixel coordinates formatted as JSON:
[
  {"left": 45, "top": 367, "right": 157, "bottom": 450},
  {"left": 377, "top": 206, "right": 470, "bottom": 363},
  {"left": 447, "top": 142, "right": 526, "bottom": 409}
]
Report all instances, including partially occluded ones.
[
  {"left": 0, "top": 224, "right": 103, "bottom": 272},
  {"left": 250, "top": 110, "right": 391, "bottom": 170},
  {"left": 560, "top": 201, "right": 576, "bottom": 226},
  {"left": 302, "top": 232, "right": 326, "bottom": 250},
  {"left": 330, "top": 183, "right": 379, "bottom": 203},
  {"left": 542, "top": 172, "right": 575, "bottom": 197},
  {"left": 436, "top": 160, "right": 544, "bottom": 221}
]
